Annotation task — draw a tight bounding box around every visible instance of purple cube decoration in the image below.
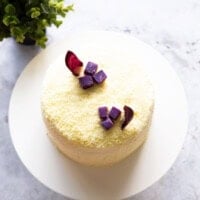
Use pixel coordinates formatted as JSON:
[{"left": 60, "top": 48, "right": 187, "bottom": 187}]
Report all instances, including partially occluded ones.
[
  {"left": 109, "top": 107, "right": 121, "bottom": 120},
  {"left": 79, "top": 75, "right": 94, "bottom": 89},
  {"left": 93, "top": 70, "right": 107, "bottom": 84},
  {"left": 98, "top": 106, "right": 108, "bottom": 120},
  {"left": 84, "top": 62, "right": 98, "bottom": 75},
  {"left": 101, "top": 118, "right": 113, "bottom": 130}
]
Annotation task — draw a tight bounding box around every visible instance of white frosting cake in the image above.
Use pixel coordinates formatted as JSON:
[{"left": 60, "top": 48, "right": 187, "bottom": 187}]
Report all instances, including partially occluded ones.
[{"left": 41, "top": 49, "right": 154, "bottom": 166}]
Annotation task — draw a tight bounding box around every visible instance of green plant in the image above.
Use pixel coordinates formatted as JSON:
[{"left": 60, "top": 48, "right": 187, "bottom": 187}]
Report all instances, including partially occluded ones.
[{"left": 0, "top": 0, "right": 73, "bottom": 47}]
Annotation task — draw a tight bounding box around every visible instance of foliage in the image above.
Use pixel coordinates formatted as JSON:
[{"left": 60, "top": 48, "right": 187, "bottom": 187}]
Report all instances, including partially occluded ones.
[{"left": 0, "top": 0, "right": 73, "bottom": 47}]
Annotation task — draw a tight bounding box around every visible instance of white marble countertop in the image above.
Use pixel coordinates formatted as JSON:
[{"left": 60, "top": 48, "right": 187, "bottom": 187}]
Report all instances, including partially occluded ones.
[{"left": 0, "top": 0, "right": 200, "bottom": 199}]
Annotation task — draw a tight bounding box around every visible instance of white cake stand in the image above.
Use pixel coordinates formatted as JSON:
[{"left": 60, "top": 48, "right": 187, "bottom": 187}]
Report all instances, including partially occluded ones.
[{"left": 9, "top": 31, "right": 188, "bottom": 200}]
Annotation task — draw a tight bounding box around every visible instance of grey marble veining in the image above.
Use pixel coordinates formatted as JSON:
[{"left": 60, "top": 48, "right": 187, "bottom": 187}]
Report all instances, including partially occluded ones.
[{"left": 1, "top": 0, "right": 200, "bottom": 199}]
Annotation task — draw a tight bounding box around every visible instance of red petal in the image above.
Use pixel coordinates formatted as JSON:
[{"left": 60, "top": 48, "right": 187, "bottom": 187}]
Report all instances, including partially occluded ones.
[
  {"left": 121, "top": 105, "right": 134, "bottom": 130},
  {"left": 65, "top": 51, "right": 83, "bottom": 76}
]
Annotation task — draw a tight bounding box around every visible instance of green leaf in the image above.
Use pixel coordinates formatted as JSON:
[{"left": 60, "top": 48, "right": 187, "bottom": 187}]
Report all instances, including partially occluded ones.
[
  {"left": 34, "top": 29, "right": 45, "bottom": 37},
  {"left": 4, "top": 4, "right": 16, "bottom": 14},
  {"left": 52, "top": 19, "right": 62, "bottom": 27},
  {"left": 10, "top": 27, "right": 25, "bottom": 42},
  {"left": 40, "top": 3, "right": 49, "bottom": 13},
  {"left": 64, "top": 4, "right": 74, "bottom": 12},
  {"left": 31, "top": 11, "right": 40, "bottom": 18},
  {"left": 36, "top": 36, "right": 47, "bottom": 48},
  {"left": 26, "top": 7, "right": 41, "bottom": 18},
  {"left": 41, "top": 19, "right": 48, "bottom": 26},
  {"left": 3, "top": 15, "right": 19, "bottom": 26}
]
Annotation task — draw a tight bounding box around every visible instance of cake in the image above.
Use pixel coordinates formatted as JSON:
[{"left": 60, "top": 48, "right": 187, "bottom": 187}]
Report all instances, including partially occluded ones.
[{"left": 41, "top": 49, "right": 154, "bottom": 166}]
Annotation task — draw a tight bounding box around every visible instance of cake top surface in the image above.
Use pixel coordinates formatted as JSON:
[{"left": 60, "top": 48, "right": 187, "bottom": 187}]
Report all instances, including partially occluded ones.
[{"left": 41, "top": 50, "right": 154, "bottom": 148}]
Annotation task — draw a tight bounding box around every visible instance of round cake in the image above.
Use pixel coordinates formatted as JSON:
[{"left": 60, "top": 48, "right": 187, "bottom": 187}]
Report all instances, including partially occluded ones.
[{"left": 41, "top": 49, "right": 154, "bottom": 166}]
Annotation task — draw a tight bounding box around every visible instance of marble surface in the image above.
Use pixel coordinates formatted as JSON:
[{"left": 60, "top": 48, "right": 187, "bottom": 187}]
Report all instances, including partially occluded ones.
[{"left": 0, "top": 0, "right": 200, "bottom": 199}]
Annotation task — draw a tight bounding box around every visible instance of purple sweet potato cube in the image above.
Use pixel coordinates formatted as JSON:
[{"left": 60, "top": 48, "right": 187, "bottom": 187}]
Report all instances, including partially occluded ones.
[
  {"left": 98, "top": 106, "right": 108, "bottom": 120},
  {"left": 93, "top": 70, "right": 107, "bottom": 84},
  {"left": 79, "top": 75, "right": 94, "bottom": 89},
  {"left": 101, "top": 118, "right": 113, "bottom": 130},
  {"left": 109, "top": 107, "right": 121, "bottom": 120},
  {"left": 84, "top": 62, "right": 98, "bottom": 75}
]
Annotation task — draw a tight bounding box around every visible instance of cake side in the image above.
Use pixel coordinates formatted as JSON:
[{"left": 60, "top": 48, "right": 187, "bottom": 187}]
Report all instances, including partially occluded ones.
[{"left": 43, "top": 114, "right": 152, "bottom": 166}]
